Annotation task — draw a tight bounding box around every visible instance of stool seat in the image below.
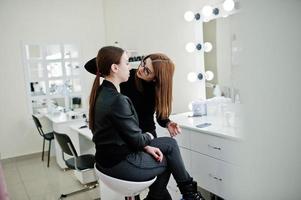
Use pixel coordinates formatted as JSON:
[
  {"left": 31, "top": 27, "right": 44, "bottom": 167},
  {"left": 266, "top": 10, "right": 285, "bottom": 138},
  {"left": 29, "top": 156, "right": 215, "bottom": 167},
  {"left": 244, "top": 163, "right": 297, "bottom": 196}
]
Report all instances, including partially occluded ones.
[{"left": 94, "top": 165, "right": 156, "bottom": 198}]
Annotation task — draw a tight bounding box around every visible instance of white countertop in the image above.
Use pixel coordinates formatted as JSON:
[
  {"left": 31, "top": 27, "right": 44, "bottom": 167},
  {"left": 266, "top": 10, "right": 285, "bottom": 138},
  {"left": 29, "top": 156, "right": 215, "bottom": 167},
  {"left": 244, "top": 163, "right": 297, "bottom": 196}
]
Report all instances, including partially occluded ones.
[
  {"left": 66, "top": 111, "right": 242, "bottom": 141},
  {"left": 70, "top": 123, "right": 93, "bottom": 140},
  {"left": 170, "top": 112, "right": 242, "bottom": 141},
  {"left": 36, "top": 108, "right": 86, "bottom": 124},
  {"left": 45, "top": 112, "right": 84, "bottom": 124}
]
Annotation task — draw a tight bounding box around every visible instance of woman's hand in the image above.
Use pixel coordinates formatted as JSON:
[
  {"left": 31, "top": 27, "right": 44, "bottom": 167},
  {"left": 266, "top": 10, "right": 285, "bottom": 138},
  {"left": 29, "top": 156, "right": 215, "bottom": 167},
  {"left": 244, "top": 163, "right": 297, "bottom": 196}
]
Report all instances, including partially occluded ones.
[
  {"left": 167, "top": 121, "right": 181, "bottom": 137},
  {"left": 144, "top": 145, "right": 163, "bottom": 162}
]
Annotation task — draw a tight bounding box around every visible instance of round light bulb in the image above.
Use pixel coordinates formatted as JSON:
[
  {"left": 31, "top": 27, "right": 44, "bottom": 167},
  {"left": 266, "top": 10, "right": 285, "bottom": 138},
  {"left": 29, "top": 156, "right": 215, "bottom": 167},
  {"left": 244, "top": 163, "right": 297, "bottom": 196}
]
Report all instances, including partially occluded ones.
[
  {"left": 187, "top": 72, "right": 197, "bottom": 82},
  {"left": 204, "top": 42, "right": 213, "bottom": 52},
  {"left": 184, "top": 11, "right": 195, "bottom": 22},
  {"left": 185, "top": 42, "right": 196, "bottom": 53},
  {"left": 188, "top": 102, "right": 193, "bottom": 111},
  {"left": 202, "top": 5, "right": 213, "bottom": 17},
  {"left": 223, "top": 0, "right": 235, "bottom": 12},
  {"left": 205, "top": 70, "right": 214, "bottom": 81}
]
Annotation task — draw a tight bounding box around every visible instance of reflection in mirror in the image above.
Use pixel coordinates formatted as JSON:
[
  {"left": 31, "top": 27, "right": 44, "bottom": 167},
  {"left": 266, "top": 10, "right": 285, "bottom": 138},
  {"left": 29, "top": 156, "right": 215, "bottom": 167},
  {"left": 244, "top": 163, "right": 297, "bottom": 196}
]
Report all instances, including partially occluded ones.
[
  {"left": 72, "top": 79, "right": 82, "bottom": 93},
  {"left": 64, "top": 44, "right": 79, "bottom": 58},
  {"left": 45, "top": 44, "right": 62, "bottom": 60},
  {"left": 47, "top": 62, "right": 63, "bottom": 78},
  {"left": 65, "top": 62, "right": 80, "bottom": 76},
  {"left": 50, "top": 97, "right": 65, "bottom": 107},
  {"left": 71, "top": 96, "right": 82, "bottom": 110},
  {"left": 25, "top": 45, "right": 41, "bottom": 59},
  {"left": 30, "top": 81, "right": 46, "bottom": 96},
  {"left": 48, "top": 80, "right": 64, "bottom": 95},
  {"left": 29, "top": 62, "right": 44, "bottom": 79},
  {"left": 204, "top": 19, "right": 217, "bottom": 98},
  {"left": 32, "top": 98, "right": 47, "bottom": 114},
  {"left": 204, "top": 14, "right": 240, "bottom": 101}
]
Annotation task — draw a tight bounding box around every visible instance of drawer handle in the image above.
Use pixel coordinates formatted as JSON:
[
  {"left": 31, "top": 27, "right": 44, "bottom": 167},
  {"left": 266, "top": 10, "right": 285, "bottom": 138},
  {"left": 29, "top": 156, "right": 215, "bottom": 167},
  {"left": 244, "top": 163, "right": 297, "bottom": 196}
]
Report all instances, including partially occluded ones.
[
  {"left": 208, "top": 144, "right": 221, "bottom": 150},
  {"left": 209, "top": 173, "right": 223, "bottom": 181}
]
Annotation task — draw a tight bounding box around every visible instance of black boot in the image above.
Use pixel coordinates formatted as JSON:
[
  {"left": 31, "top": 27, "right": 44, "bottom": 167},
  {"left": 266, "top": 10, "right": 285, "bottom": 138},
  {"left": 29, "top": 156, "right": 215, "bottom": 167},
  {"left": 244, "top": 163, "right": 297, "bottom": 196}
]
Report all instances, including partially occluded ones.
[{"left": 178, "top": 181, "right": 204, "bottom": 200}]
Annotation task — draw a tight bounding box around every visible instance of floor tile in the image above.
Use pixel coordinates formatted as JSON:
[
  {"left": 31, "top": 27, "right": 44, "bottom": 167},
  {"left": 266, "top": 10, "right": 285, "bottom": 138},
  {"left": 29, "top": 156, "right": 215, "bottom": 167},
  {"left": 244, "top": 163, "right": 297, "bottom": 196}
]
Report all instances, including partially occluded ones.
[
  {"left": 6, "top": 182, "right": 29, "bottom": 200},
  {"left": 2, "top": 153, "right": 213, "bottom": 200}
]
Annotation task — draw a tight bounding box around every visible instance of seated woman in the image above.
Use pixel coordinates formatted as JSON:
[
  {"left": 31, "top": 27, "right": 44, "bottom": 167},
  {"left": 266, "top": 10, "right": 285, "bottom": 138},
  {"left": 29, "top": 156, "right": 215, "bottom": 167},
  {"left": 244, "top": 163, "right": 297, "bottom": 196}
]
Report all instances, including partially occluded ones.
[
  {"left": 85, "top": 53, "right": 181, "bottom": 139},
  {"left": 89, "top": 46, "right": 204, "bottom": 200}
]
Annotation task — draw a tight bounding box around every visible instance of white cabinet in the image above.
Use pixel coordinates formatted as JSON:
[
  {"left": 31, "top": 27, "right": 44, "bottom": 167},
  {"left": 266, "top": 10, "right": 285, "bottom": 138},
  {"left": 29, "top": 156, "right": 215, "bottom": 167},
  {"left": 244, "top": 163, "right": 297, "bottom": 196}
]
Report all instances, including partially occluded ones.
[
  {"left": 179, "top": 128, "right": 241, "bottom": 199},
  {"left": 189, "top": 129, "right": 241, "bottom": 165},
  {"left": 191, "top": 151, "right": 238, "bottom": 200},
  {"left": 160, "top": 112, "right": 242, "bottom": 199}
]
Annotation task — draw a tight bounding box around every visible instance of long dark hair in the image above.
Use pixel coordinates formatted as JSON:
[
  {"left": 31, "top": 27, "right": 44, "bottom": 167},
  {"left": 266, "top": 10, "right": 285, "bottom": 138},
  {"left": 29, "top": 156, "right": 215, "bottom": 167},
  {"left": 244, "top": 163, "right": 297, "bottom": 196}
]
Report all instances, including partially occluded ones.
[
  {"left": 89, "top": 46, "right": 124, "bottom": 131},
  {"left": 135, "top": 53, "right": 175, "bottom": 119}
]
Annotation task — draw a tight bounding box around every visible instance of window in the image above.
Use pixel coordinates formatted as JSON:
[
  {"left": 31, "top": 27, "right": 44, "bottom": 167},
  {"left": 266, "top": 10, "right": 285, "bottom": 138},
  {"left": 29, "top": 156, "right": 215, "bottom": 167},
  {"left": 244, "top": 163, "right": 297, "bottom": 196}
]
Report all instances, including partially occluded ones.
[{"left": 23, "top": 43, "right": 83, "bottom": 114}]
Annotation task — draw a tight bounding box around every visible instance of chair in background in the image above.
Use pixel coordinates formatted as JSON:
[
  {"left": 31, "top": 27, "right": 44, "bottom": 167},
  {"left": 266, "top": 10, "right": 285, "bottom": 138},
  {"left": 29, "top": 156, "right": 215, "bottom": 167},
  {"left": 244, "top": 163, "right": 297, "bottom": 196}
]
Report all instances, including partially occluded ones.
[
  {"left": 32, "top": 115, "right": 54, "bottom": 167},
  {"left": 53, "top": 131, "right": 97, "bottom": 199},
  {"left": 94, "top": 164, "right": 156, "bottom": 200}
]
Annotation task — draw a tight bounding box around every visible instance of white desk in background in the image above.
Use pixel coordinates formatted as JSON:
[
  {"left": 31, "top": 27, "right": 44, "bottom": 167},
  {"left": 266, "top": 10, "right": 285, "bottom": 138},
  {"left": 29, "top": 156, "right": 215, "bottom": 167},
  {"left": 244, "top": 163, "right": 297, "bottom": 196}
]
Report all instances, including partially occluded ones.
[
  {"left": 68, "top": 123, "right": 96, "bottom": 184},
  {"left": 36, "top": 109, "right": 86, "bottom": 169},
  {"left": 69, "top": 123, "right": 94, "bottom": 155},
  {"left": 39, "top": 111, "right": 96, "bottom": 184}
]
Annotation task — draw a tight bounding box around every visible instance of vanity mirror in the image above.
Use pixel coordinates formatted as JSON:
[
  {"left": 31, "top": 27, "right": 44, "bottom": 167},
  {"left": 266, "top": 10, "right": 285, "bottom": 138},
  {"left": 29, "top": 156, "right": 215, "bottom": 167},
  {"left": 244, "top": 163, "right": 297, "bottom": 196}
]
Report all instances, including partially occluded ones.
[
  {"left": 184, "top": 0, "right": 240, "bottom": 103},
  {"left": 203, "top": 7, "right": 240, "bottom": 100}
]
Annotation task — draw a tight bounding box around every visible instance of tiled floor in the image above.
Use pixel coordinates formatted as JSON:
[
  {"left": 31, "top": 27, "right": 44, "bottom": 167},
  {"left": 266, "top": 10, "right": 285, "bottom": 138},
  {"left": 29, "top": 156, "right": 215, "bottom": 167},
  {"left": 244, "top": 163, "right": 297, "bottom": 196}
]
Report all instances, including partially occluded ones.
[
  {"left": 1, "top": 153, "right": 103, "bottom": 200},
  {"left": 2, "top": 153, "right": 213, "bottom": 200}
]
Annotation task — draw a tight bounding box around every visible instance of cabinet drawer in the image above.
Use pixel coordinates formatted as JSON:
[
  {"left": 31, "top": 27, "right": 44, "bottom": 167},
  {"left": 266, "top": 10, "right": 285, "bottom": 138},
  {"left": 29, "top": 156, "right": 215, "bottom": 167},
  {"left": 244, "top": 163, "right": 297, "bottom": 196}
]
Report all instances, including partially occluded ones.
[
  {"left": 190, "top": 152, "right": 239, "bottom": 200},
  {"left": 180, "top": 147, "right": 192, "bottom": 172},
  {"left": 174, "top": 129, "right": 191, "bottom": 149},
  {"left": 190, "top": 130, "right": 241, "bottom": 164}
]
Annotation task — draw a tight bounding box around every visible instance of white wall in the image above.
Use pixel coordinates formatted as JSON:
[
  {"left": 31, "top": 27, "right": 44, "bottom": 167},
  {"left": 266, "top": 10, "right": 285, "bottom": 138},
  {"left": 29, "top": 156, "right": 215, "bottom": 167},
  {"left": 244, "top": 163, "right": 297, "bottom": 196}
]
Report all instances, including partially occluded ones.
[
  {"left": 0, "top": 0, "right": 106, "bottom": 159},
  {"left": 102, "top": 0, "right": 217, "bottom": 113},
  {"left": 234, "top": 0, "right": 301, "bottom": 199},
  {"left": 0, "top": 0, "right": 233, "bottom": 159}
]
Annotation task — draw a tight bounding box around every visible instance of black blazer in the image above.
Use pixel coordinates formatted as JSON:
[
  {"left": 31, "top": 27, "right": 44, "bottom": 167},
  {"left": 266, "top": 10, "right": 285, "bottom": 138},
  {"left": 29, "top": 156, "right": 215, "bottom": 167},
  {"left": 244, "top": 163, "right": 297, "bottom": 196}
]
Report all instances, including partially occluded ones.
[{"left": 93, "top": 80, "right": 152, "bottom": 167}]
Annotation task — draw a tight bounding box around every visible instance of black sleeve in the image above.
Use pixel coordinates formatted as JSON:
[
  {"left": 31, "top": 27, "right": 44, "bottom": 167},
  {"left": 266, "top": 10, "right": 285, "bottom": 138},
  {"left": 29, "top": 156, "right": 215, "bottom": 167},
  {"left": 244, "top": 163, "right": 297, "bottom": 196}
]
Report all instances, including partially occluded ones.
[
  {"left": 156, "top": 116, "right": 171, "bottom": 128},
  {"left": 110, "top": 95, "right": 151, "bottom": 149}
]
